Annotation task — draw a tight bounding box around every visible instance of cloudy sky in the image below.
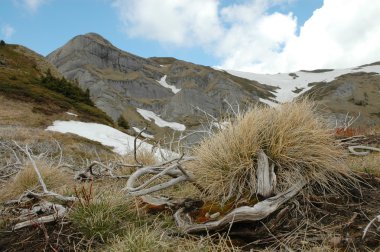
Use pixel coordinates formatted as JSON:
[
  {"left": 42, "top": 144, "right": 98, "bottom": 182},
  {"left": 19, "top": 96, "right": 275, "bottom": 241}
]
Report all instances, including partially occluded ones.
[{"left": 1, "top": 0, "right": 379, "bottom": 73}]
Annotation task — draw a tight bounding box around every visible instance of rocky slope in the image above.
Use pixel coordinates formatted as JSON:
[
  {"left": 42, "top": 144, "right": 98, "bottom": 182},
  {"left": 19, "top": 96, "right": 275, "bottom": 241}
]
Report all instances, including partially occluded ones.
[
  {"left": 47, "top": 33, "right": 276, "bottom": 138},
  {"left": 303, "top": 70, "right": 380, "bottom": 127}
]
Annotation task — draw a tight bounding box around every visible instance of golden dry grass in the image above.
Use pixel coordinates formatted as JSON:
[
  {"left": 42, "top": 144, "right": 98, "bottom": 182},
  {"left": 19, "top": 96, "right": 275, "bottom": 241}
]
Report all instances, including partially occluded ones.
[
  {"left": 190, "top": 100, "right": 354, "bottom": 204},
  {"left": 0, "top": 160, "right": 74, "bottom": 201},
  {"left": 347, "top": 153, "right": 380, "bottom": 176}
]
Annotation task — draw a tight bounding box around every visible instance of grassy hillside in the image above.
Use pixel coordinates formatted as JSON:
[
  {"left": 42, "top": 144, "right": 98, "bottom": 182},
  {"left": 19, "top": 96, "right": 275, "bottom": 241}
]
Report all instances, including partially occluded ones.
[
  {"left": 303, "top": 71, "right": 380, "bottom": 128},
  {"left": 0, "top": 43, "right": 113, "bottom": 126}
]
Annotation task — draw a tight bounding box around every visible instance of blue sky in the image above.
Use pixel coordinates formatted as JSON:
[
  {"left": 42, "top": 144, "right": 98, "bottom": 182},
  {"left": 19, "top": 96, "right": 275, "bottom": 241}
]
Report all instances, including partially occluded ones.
[{"left": 1, "top": 0, "right": 379, "bottom": 73}]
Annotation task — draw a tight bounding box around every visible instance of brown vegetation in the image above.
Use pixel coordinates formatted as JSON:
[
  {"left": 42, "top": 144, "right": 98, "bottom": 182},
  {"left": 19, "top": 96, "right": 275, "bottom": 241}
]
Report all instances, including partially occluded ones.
[{"left": 191, "top": 100, "right": 353, "bottom": 204}]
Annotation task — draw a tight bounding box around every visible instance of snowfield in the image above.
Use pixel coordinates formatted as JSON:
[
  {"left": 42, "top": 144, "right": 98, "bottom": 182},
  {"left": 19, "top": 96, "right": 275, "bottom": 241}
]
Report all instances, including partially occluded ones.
[
  {"left": 136, "top": 108, "right": 186, "bottom": 131},
  {"left": 157, "top": 75, "right": 181, "bottom": 94},
  {"left": 46, "top": 120, "right": 176, "bottom": 159},
  {"left": 228, "top": 65, "right": 380, "bottom": 103}
]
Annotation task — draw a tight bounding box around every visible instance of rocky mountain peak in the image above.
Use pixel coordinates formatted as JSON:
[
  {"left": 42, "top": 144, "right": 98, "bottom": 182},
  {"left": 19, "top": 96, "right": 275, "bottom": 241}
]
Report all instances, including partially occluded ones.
[{"left": 46, "top": 33, "right": 276, "bottom": 140}]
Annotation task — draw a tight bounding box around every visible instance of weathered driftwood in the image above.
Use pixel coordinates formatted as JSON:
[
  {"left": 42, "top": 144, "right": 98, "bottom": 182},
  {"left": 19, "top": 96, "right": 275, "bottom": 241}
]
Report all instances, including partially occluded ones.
[
  {"left": 363, "top": 214, "right": 380, "bottom": 239},
  {"left": 13, "top": 201, "right": 67, "bottom": 230},
  {"left": 348, "top": 145, "right": 380, "bottom": 156},
  {"left": 174, "top": 180, "right": 306, "bottom": 233},
  {"left": 10, "top": 143, "right": 77, "bottom": 230},
  {"left": 75, "top": 161, "right": 131, "bottom": 181},
  {"left": 124, "top": 156, "right": 196, "bottom": 196},
  {"left": 256, "top": 150, "right": 276, "bottom": 198}
]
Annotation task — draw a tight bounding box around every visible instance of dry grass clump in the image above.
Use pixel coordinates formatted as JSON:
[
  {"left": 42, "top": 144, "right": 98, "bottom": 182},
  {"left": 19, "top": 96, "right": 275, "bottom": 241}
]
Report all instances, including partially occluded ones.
[
  {"left": 0, "top": 161, "right": 73, "bottom": 201},
  {"left": 191, "top": 100, "right": 353, "bottom": 204}
]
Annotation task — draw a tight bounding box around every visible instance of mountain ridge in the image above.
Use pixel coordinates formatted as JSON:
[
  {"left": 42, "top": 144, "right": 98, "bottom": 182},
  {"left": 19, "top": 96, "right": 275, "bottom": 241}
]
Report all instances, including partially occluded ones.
[{"left": 47, "top": 33, "right": 277, "bottom": 139}]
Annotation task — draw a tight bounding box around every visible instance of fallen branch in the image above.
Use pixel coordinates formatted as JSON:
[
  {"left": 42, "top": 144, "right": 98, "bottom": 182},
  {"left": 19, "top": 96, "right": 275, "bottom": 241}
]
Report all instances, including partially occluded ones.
[
  {"left": 75, "top": 160, "right": 132, "bottom": 181},
  {"left": 174, "top": 180, "right": 306, "bottom": 233},
  {"left": 362, "top": 214, "right": 380, "bottom": 239},
  {"left": 124, "top": 156, "right": 196, "bottom": 196},
  {"left": 13, "top": 201, "right": 67, "bottom": 230},
  {"left": 13, "top": 143, "right": 77, "bottom": 202},
  {"left": 348, "top": 146, "right": 380, "bottom": 156}
]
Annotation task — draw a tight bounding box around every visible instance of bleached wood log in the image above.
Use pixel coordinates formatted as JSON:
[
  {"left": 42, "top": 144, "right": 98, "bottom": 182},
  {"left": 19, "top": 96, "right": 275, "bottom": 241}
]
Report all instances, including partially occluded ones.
[
  {"left": 348, "top": 145, "right": 380, "bottom": 156},
  {"left": 174, "top": 180, "right": 305, "bottom": 233},
  {"left": 256, "top": 150, "right": 276, "bottom": 198},
  {"left": 362, "top": 214, "right": 380, "bottom": 239},
  {"left": 124, "top": 156, "right": 196, "bottom": 196},
  {"left": 13, "top": 202, "right": 67, "bottom": 230}
]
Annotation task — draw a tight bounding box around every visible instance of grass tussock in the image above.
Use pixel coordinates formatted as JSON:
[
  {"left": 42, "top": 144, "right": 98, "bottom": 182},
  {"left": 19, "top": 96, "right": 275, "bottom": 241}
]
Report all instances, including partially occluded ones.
[
  {"left": 105, "top": 224, "right": 240, "bottom": 252},
  {"left": 69, "top": 184, "right": 139, "bottom": 243},
  {"left": 0, "top": 161, "right": 73, "bottom": 201},
  {"left": 191, "top": 100, "right": 353, "bottom": 204}
]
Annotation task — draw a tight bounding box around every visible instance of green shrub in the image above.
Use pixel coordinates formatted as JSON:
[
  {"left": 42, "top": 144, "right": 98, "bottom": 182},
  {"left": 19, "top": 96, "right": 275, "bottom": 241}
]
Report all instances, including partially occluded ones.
[
  {"left": 117, "top": 115, "right": 130, "bottom": 129},
  {"left": 40, "top": 69, "right": 94, "bottom": 106}
]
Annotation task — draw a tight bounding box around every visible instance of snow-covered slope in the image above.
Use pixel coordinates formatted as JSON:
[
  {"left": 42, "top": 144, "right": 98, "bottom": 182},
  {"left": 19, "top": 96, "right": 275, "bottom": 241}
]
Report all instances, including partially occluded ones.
[
  {"left": 46, "top": 120, "right": 175, "bottom": 158},
  {"left": 137, "top": 108, "right": 186, "bottom": 131},
  {"left": 157, "top": 75, "right": 181, "bottom": 94},
  {"left": 228, "top": 64, "right": 380, "bottom": 103}
]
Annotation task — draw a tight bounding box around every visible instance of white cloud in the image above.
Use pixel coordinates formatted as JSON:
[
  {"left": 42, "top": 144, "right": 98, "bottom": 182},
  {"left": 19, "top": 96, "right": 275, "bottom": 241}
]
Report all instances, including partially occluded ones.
[
  {"left": 13, "top": 0, "right": 48, "bottom": 12},
  {"left": 113, "top": 0, "right": 380, "bottom": 73},
  {"left": 112, "top": 0, "right": 223, "bottom": 46},
  {"left": 1, "top": 24, "right": 15, "bottom": 40}
]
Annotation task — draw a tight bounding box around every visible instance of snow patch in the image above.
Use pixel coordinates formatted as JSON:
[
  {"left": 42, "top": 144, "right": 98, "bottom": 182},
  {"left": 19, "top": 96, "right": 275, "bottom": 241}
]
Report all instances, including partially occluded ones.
[
  {"left": 228, "top": 65, "right": 380, "bottom": 103},
  {"left": 132, "top": 127, "right": 154, "bottom": 139},
  {"left": 46, "top": 120, "right": 175, "bottom": 159},
  {"left": 157, "top": 75, "right": 181, "bottom": 94},
  {"left": 137, "top": 108, "right": 186, "bottom": 131}
]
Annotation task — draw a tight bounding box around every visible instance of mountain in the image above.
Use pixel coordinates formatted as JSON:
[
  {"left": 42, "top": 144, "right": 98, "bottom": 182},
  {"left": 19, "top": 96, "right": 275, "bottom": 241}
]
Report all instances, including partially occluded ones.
[
  {"left": 47, "top": 33, "right": 277, "bottom": 138},
  {"left": 228, "top": 64, "right": 380, "bottom": 128},
  {"left": 0, "top": 41, "right": 112, "bottom": 128},
  {"left": 46, "top": 32, "right": 380, "bottom": 133}
]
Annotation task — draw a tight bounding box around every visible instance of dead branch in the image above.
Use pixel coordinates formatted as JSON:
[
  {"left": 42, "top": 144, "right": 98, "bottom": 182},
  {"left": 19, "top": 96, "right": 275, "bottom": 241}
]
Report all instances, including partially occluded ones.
[
  {"left": 14, "top": 142, "right": 77, "bottom": 202},
  {"left": 134, "top": 127, "right": 147, "bottom": 167},
  {"left": 362, "top": 214, "right": 380, "bottom": 239},
  {"left": 75, "top": 160, "right": 132, "bottom": 181},
  {"left": 174, "top": 180, "right": 306, "bottom": 233},
  {"left": 13, "top": 201, "right": 67, "bottom": 230},
  {"left": 348, "top": 145, "right": 380, "bottom": 156},
  {"left": 257, "top": 150, "right": 276, "bottom": 198},
  {"left": 124, "top": 156, "right": 196, "bottom": 196}
]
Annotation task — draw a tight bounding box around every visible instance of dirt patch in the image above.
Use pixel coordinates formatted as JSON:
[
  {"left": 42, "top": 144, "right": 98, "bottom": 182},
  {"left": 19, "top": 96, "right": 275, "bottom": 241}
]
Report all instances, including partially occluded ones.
[{"left": 0, "top": 222, "right": 90, "bottom": 252}]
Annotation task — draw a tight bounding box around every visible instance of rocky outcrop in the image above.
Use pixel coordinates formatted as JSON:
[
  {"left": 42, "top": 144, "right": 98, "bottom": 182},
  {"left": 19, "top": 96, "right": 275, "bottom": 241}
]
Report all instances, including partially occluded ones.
[{"left": 47, "top": 33, "right": 276, "bottom": 136}]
